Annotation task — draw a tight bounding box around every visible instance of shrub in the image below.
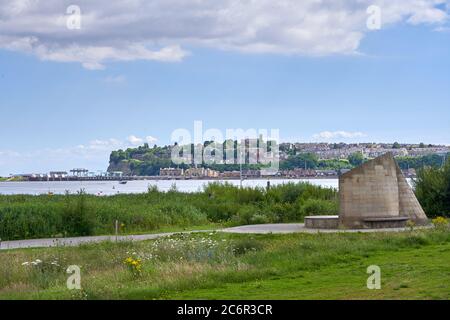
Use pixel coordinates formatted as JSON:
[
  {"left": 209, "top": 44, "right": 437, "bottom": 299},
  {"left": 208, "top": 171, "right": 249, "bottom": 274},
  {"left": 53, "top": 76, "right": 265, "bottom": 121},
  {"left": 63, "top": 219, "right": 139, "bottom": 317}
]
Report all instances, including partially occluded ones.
[
  {"left": 432, "top": 216, "right": 449, "bottom": 230},
  {"left": 415, "top": 159, "right": 450, "bottom": 218},
  {"left": 61, "top": 190, "right": 96, "bottom": 237},
  {"left": 234, "top": 205, "right": 266, "bottom": 225},
  {"left": 298, "top": 198, "right": 338, "bottom": 218}
]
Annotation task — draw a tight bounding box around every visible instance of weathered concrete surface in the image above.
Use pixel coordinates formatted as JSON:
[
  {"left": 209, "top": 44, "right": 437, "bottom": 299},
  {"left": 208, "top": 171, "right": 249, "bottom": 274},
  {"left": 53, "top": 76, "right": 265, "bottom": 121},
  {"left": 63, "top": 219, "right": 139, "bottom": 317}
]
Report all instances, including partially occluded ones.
[
  {"left": 339, "top": 153, "right": 428, "bottom": 229},
  {"left": 223, "top": 223, "right": 306, "bottom": 234},
  {"left": 304, "top": 216, "right": 339, "bottom": 229},
  {"left": 396, "top": 164, "right": 429, "bottom": 225},
  {"left": 222, "top": 224, "right": 432, "bottom": 234}
]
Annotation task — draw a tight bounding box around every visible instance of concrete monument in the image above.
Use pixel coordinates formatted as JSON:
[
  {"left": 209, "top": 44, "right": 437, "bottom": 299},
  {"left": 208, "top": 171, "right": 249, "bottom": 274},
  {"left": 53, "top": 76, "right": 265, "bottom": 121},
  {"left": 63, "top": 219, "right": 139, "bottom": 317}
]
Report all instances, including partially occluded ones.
[{"left": 305, "top": 153, "right": 429, "bottom": 229}]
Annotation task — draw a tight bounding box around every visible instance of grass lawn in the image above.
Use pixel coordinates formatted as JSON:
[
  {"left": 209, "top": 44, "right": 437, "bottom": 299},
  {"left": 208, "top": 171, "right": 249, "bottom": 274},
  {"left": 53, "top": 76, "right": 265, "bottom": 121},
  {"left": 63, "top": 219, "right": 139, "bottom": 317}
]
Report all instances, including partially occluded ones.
[
  {"left": 0, "top": 229, "right": 449, "bottom": 300},
  {"left": 172, "top": 243, "right": 450, "bottom": 300}
]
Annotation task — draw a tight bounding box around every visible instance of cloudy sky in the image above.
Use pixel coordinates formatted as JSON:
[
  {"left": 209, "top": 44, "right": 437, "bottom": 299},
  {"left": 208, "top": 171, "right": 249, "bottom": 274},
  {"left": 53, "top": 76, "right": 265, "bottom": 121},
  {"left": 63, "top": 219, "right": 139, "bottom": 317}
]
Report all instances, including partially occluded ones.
[{"left": 1, "top": 0, "right": 450, "bottom": 175}]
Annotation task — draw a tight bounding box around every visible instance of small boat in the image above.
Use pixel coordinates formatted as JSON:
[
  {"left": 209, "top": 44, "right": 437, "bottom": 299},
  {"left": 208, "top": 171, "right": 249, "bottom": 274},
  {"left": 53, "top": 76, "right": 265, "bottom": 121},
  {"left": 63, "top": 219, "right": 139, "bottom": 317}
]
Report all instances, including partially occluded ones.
[{"left": 119, "top": 181, "right": 128, "bottom": 185}]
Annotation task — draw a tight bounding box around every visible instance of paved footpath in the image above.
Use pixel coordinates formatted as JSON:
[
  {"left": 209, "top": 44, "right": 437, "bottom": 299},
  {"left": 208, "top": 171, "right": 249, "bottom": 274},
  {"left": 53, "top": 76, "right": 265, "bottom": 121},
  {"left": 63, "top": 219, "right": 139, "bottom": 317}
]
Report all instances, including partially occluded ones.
[{"left": 0, "top": 223, "right": 430, "bottom": 251}]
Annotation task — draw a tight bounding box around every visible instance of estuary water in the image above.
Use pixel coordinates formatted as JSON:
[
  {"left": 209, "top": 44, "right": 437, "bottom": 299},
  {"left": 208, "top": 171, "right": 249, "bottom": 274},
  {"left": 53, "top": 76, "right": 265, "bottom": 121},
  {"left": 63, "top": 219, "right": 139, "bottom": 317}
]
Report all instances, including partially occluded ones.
[{"left": 0, "top": 179, "right": 340, "bottom": 196}]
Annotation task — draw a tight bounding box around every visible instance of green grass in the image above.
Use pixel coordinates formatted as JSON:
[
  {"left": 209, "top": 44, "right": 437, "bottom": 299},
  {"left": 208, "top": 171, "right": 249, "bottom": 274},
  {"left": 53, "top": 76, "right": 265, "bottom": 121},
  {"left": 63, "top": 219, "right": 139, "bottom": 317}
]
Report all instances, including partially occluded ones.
[
  {"left": 1, "top": 228, "right": 449, "bottom": 300},
  {"left": 0, "top": 182, "right": 338, "bottom": 240},
  {"left": 172, "top": 243, "right": 450, "bottom": 300}
]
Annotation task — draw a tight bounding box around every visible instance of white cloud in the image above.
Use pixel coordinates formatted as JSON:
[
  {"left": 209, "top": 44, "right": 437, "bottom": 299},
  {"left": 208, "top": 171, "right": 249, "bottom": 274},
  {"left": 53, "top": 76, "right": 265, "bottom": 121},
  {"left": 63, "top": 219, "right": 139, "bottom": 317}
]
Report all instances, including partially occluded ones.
[
  {"left": 0, "top": 0, "right": 448, "bottom": 69},
  {"left": 145, "top": 136, "right": 158, "bottom": 144},
  {"left": 127, "top": 135, "right": 143, "bottom": 146},
  {"left": 126, "top": 135, "right": 158, "bottom": 146},
  {"left": 313, "top": 131, "right": 368, "bottom": 141}
]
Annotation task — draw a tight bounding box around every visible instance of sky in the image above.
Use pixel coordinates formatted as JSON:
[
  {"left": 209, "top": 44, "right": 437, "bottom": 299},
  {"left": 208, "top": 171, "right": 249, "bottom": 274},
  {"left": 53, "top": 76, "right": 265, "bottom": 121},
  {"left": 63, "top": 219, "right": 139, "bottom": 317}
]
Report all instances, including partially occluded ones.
[{"left": 1, "top": 0, "right": 450, "bottom": 175}]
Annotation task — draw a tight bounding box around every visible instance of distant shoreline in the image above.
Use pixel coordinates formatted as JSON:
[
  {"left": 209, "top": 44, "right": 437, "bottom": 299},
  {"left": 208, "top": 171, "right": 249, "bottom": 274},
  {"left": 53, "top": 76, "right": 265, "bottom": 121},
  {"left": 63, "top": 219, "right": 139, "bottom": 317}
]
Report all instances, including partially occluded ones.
[{"left": 0, "top": 176, "right": 342, "bottom": 182}]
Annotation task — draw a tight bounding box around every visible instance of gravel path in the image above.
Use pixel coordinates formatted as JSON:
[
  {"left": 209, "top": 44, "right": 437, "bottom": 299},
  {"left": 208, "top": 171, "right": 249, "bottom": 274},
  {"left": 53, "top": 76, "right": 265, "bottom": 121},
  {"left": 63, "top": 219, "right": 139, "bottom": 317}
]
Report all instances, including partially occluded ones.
[{"left": 0, "top": 223, "right": 431, "bottom": 250}]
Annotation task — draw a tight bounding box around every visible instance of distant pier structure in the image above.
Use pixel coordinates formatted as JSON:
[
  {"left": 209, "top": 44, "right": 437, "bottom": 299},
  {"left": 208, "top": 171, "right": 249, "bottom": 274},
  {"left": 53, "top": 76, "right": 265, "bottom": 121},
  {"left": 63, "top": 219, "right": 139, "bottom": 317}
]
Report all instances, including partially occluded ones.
[
  {"left": 13, "top": 169, "right": 130, "bottom": 181},
  {"left": 70, "top": 168, "right": 89, "bottom": 177}
]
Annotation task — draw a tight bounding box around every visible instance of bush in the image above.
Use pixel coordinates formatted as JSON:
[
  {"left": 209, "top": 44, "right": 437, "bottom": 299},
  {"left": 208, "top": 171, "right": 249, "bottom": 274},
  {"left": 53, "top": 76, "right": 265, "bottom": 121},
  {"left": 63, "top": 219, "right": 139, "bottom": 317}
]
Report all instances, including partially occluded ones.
[
  {"left": 298, "top": 198, "right": 339, "bottom": 218},
  {"left": 234, "top": 205, "right": 269, "bottom": 225},
  {"left": 432, "top": 217, "right": 449, "bottom": 230},
  {"left": 415, "top": 159, "right": 450, "bottom": 218},
  {"left": 61, "top": 190, "right": 96, "bottom": 237}
]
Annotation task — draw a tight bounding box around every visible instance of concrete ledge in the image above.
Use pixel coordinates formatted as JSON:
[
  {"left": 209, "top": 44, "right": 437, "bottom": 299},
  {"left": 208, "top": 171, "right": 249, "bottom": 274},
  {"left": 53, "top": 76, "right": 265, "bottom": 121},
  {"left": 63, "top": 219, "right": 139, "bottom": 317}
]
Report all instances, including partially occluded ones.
[
  {"left": 363, "top": 216, "right": 409, "bottom": 229},
  {"left": 305, "top": 215, "right": 339, "bottom": 229}
]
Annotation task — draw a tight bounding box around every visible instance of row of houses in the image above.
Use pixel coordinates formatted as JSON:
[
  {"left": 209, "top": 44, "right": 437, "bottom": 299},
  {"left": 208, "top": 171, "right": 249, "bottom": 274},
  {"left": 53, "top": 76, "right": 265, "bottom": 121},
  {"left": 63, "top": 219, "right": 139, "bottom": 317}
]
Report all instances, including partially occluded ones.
[
  {"left": 159, "top": 168, "right": 220, "bottom": 178},
  {"left": 160, "top": 167, "right": 417, "bottom": 179},
  {"left": 160, "top": 168, "right": 263, "bottom": 179},
  {"left": 160, "top": 167, "right": 345, "bottom": 179},
  {"left": 280, "top": 143, "right": 449, "bottom": 160}
]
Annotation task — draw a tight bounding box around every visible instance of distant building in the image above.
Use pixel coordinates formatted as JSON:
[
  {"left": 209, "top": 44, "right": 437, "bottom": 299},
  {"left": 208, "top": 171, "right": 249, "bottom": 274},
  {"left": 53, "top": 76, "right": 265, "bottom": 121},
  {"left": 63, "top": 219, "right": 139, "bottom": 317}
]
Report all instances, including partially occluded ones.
[
  {"left": 185, "top": 167, "right": 205, "bottom": 177},
  {"left": 160, "top": 168, "right": 184, "bottom": 177},
  {"left": 363, "top": 148, "right": 408, "bottom": 158},
  {"left": 220, "top": 171, "right": 241, "bottom": 178},
  {"left": 70, "top": 168, "right": 89, "bottom": 177},
  {"left": 49, "top": 171, "right": 68, "bottom": 178},
  {"left": 242, "top": 169, "right": 261, "bottom": 178},
  {"left": 184, "top": 168, "right": 220, "bottom": 178},
  {"left": 205, "top": 168, "right": 220, "bottom": 178},
  {"left": 316, "top": 170, "right": 338, "bottom": 177},
  {"left": 281, "top": 169, "right": 316, "bottom": 178},
  {"left": 109, "top": 171, "right": 123, "bottom": 178},
  {"left": 408, "top": 147, "right": 450, "bottom": 157}
]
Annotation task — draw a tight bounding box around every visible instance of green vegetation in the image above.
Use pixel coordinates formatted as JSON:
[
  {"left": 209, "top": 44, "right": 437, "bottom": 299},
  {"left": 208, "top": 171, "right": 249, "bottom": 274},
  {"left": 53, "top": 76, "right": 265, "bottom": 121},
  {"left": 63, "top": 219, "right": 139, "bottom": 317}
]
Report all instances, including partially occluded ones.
[
  {"left": 415, "top": 158, "right": 450, "bottom": 218},
  {"left": 1, "top": 228, "right": 449, "bottom": 300},
  {"left": 0, "top": 177, "right": 23, "bottom": 182},
  {"left": 0, "top": 183, "right": 338, "bottom": 241},
  {"left": 397, "top": 154, "right": 449, "bottom": 170},
  {"left": 348, "top": 152, "right": 365, "bottom": 167},
  {"left": 317, "top": 159, "right": 353, "bottom": 170},
  {"left": 280, "top": 153, "right": 319, "bottom": 170}
]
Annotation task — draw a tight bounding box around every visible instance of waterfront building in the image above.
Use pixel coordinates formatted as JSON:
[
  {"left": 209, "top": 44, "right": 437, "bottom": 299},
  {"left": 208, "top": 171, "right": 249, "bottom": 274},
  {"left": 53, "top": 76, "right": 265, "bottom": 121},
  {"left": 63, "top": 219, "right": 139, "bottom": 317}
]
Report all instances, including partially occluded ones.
[{"left": 159, "top": 168, "right": 184, "bottom": 177}]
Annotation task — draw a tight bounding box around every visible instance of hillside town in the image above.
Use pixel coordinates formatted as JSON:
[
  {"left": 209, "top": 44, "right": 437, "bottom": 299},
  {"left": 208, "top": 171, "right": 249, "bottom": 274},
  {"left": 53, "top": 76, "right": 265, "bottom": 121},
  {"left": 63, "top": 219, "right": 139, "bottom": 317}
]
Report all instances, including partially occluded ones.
[
  {"left": 277, "top": 142, "right": 449, "bottom": 160},
  {"left": 6, "top": 142, "right": 448, "bottom": 181}
]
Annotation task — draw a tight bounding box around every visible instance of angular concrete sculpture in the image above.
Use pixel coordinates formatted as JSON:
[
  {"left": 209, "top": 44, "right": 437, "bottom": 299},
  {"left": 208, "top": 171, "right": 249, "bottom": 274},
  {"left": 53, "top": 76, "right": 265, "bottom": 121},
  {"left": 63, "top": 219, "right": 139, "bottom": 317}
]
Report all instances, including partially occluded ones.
[{"left": 339, "top": 152, "right": 429, "bottom": 229}]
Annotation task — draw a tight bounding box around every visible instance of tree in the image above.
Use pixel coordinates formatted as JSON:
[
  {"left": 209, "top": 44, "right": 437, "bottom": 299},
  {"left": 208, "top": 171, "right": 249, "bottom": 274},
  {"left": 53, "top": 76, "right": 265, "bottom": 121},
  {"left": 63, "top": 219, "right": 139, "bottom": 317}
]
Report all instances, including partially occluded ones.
[
  {"left": 397, "top": 154, "right": 445, "bottom": 170},
  {"left": 281, "top": 153, "right": 318, "bottom": 170},
  {"left": 348, "top": 152, "right": 364, "bottom": 167},
  {"left": 392, "top": 142, "right": 401, "bottom": 149},
  {"left": 415, "top": 158, "right": 450, "bottom": 218}
]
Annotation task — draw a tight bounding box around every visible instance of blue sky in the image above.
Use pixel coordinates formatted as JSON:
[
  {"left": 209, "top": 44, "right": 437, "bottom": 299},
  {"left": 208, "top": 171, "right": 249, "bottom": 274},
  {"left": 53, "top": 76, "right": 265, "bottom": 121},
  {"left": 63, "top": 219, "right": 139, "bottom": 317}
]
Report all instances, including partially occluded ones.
[{"left": 1, "top": 1, "right": 450, "bottom": 175}]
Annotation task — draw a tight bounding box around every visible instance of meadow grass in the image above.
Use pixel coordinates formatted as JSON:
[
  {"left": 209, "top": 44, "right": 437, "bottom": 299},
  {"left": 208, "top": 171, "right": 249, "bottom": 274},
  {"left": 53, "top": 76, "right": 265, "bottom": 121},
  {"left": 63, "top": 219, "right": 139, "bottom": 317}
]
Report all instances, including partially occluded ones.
[
  {"left": 0, "top": 228, "right": 449, "bottom": 300},
  {"left": 0, "top": 182, "right": 338, "bottom": 240}
]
